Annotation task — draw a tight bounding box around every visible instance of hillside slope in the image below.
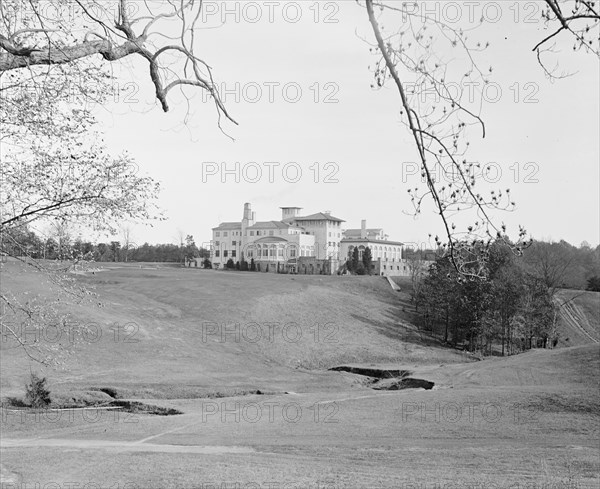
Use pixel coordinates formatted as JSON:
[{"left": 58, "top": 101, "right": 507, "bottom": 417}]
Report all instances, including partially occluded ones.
[
  {"left": 555, "top": 289, "right": 600, "bottom": 347},
  {"left": 0, "top": 260, "right": 473, "bottom": 396}
]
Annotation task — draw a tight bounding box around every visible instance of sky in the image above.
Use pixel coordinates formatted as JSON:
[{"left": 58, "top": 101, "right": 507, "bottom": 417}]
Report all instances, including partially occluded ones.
[{"left": 90, "top": 1, "right": 599, "bottom": 250}]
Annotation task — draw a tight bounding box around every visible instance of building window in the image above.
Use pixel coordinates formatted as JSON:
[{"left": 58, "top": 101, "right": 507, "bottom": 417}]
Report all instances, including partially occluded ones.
[
  {"left": 232, "top": 240, "right": 236, "bottom": 246},
  {"left": 215, "top": 241, "right": 220, "bottom": 246},
  {"left": 269, "top": 230, "right": 274, "bottom": 236},
  {"left": 278, "top": 248, "right": 283, "bottom": 257},
  {"left": 232, "top": 250, "right": 236, "bottom": 258},
  {"left": 263, "top": 249, "right": 269, "bottom": 257},
  {"left": 223, "top": 232, "right": 228, "bottom": 237},
  {"left": 215, "top": 232, "right": 220, "bottom": 237},
  {"left": 290, "top": 249, "right": 296, "bottom": 258},
  {"left": 256, "top": 231, "right": 261, "bottom": 236},
  {"left": 224, "top": 250, "right": 228, "bottom": 257},
  {"left": 215, "top": 250, "right": 220, "bottom": 257},
  {"left": 250, "top": 231, "right": 255, "bottom": 236}
]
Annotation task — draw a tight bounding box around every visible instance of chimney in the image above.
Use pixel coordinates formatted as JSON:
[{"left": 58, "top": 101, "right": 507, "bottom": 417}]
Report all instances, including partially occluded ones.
[
  {"left": 360, "top": 219, "right": 367, "bottom": 239},
  {"left": 243, "top": 203, "right": 251, "bottom": 220},
  {"left": 324, "top": 210, "right": 331, "bottom": 216}
]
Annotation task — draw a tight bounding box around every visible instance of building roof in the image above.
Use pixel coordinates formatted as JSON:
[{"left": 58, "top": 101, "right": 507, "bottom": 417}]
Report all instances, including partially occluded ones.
[
  {"left": 341, "top": 237, "right": 404, "bottom": 246},
  {"left": 294, "top": 212, "right": 345, "bottom": 223},
  {"left": 212, "top": 222, "right": 241, "bottom": 230},
  {"left": 247, "top": 221, "right": 291, "bottom": 229},
  {"left": 252, "top": 236, "right": 289, "bottom": 244},
  {"left": 344, "top": 228, "right": 383, "bottom": 236}
]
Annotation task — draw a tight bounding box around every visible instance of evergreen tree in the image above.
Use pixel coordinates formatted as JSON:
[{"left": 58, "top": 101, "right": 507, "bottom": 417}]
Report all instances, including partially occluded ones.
[
  {"left": 362, "top": 247, "right": 373, "bottom": 274},
  {"left": 351, "top": 247, "right": 360, "bottom": 272},
  {"left": 587, "top": 276, "right": 600, "bottom": 292}
]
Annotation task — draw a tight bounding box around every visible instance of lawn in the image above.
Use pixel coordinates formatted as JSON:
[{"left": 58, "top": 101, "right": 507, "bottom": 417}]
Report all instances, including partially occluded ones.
[{"left": 1, "top": 260, "right": 598, "bottom": 488}]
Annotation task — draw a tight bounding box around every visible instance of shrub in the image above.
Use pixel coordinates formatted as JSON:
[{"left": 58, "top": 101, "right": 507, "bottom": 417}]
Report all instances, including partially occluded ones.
[
  {"left": 250, "top": 258, "right": 256, "bottom": 271},
  {"left": 235, "top": 261, "right": 240, "bottom": 270},
  {"left": 202, "top": 258, "right": 212, "bottom": 269},
  {"left": 25, "top": 373, "right": 51, "bottom": 408},
  {"left": 241, "top": 260, "right": 249, "bottom": 271},
  {"left": 226, "top": 258, "right": 235, "bottom": 269},
  {"left": 587, "top": 276, "right": 600, "bottom": 292}
]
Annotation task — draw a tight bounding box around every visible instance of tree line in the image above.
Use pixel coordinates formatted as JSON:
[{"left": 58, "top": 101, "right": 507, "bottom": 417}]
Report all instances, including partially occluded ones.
[
  {"left": 1, "top": 226, "right": 209, "bottom": 264},
  {"left": 411, "top": 238, "right": 600, "bottom": 356}
]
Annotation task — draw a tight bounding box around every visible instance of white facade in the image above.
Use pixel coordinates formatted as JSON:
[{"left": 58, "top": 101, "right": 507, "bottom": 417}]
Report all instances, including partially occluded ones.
[
  {"left": 211, "top": 204, "right": 345, "bottom": 270},
  {"left": 211, "top": 203, "right": 408, "bottom": 275}
]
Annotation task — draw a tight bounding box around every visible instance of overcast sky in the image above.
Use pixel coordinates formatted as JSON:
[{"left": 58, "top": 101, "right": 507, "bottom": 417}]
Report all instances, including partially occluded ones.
[{"left": 93, "top": 1, "right": 599, "bottom": 249}]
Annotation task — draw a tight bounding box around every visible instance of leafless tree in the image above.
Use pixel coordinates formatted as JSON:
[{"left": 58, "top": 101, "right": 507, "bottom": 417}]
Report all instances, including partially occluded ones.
[
  {"left": 534, "top": 0, "right": 600, "bottom": 78},
  {"left": 0, "top": 0, "right": 237, "bottom": 127},
  {"left": 363, "top": 0, "right": 599, "bottom": 277},
  {"left": 120, "top": 225, "right": 134, "bottom": 262},
  {"left": 405, "top": 250, "right": 427, "bottom": 309},
  {"left": 523, "top": 241, "right": 574, "bottom": 295}
]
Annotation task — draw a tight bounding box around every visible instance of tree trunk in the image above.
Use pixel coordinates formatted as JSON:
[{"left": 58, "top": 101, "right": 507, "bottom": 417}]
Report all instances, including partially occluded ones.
[{"left": 444, "top": 304, "right": 449, "bottom": 343}]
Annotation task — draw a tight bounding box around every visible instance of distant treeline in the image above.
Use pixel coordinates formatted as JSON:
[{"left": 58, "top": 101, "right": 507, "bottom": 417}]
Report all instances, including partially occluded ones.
[
  {"left": 519, "top": 240, "right": 600, "bottom": 291},
  {"left": 3, "top": 226, "right": 600, "bottom": 291},
  {"left": 405, "top": 239, "right": 600, "bottom": 292},
  {"left": 1, "top": 226, "right": 209, "bottom": 263}
]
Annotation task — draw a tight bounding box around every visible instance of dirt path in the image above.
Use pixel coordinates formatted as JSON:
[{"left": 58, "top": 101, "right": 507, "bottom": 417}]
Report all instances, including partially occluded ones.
[
  {"left": 1, "top": 438, "right": 255, "bottom": 454},
  {"left": 560, "top": 299, "right": 599, "bottom": 343}
]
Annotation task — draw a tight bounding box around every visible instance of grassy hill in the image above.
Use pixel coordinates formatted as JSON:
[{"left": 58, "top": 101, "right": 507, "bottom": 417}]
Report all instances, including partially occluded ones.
[
  {"left": 0, "top": 259, "right": 473, "bottom": 399},
  {"left": 1, "top": 259, "right": 599, "bottom": 488},
  {"left": 555, "top": 289, "right": 600, "bottom": 347}
]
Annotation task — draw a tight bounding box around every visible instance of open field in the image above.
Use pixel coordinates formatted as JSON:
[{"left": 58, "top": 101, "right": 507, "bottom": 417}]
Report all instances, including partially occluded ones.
[{"left": 1, "top": 260, "right": 599, "bottom": 488}]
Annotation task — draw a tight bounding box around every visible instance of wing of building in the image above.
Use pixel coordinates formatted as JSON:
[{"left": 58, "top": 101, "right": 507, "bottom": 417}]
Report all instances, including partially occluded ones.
[{"left": 210, "top": 203, "right": 432, "bottom": 276}]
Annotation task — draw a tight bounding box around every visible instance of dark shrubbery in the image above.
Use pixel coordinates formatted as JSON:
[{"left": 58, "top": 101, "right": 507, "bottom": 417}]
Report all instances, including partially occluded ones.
[
  {"left": 25, "top": 373, "right": 51, "bottom": 408},
  {"left": 587, "top": 276, "right": 600, "bottom": 292}
]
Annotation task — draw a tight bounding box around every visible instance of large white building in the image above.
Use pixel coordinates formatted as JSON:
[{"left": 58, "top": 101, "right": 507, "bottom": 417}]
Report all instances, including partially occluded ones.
[
  {"left": 340, "top": 220, "right": 407, "bottom": 276},
  {"left": 210, "top": 203, "right": 411, "bottom": 276}
]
